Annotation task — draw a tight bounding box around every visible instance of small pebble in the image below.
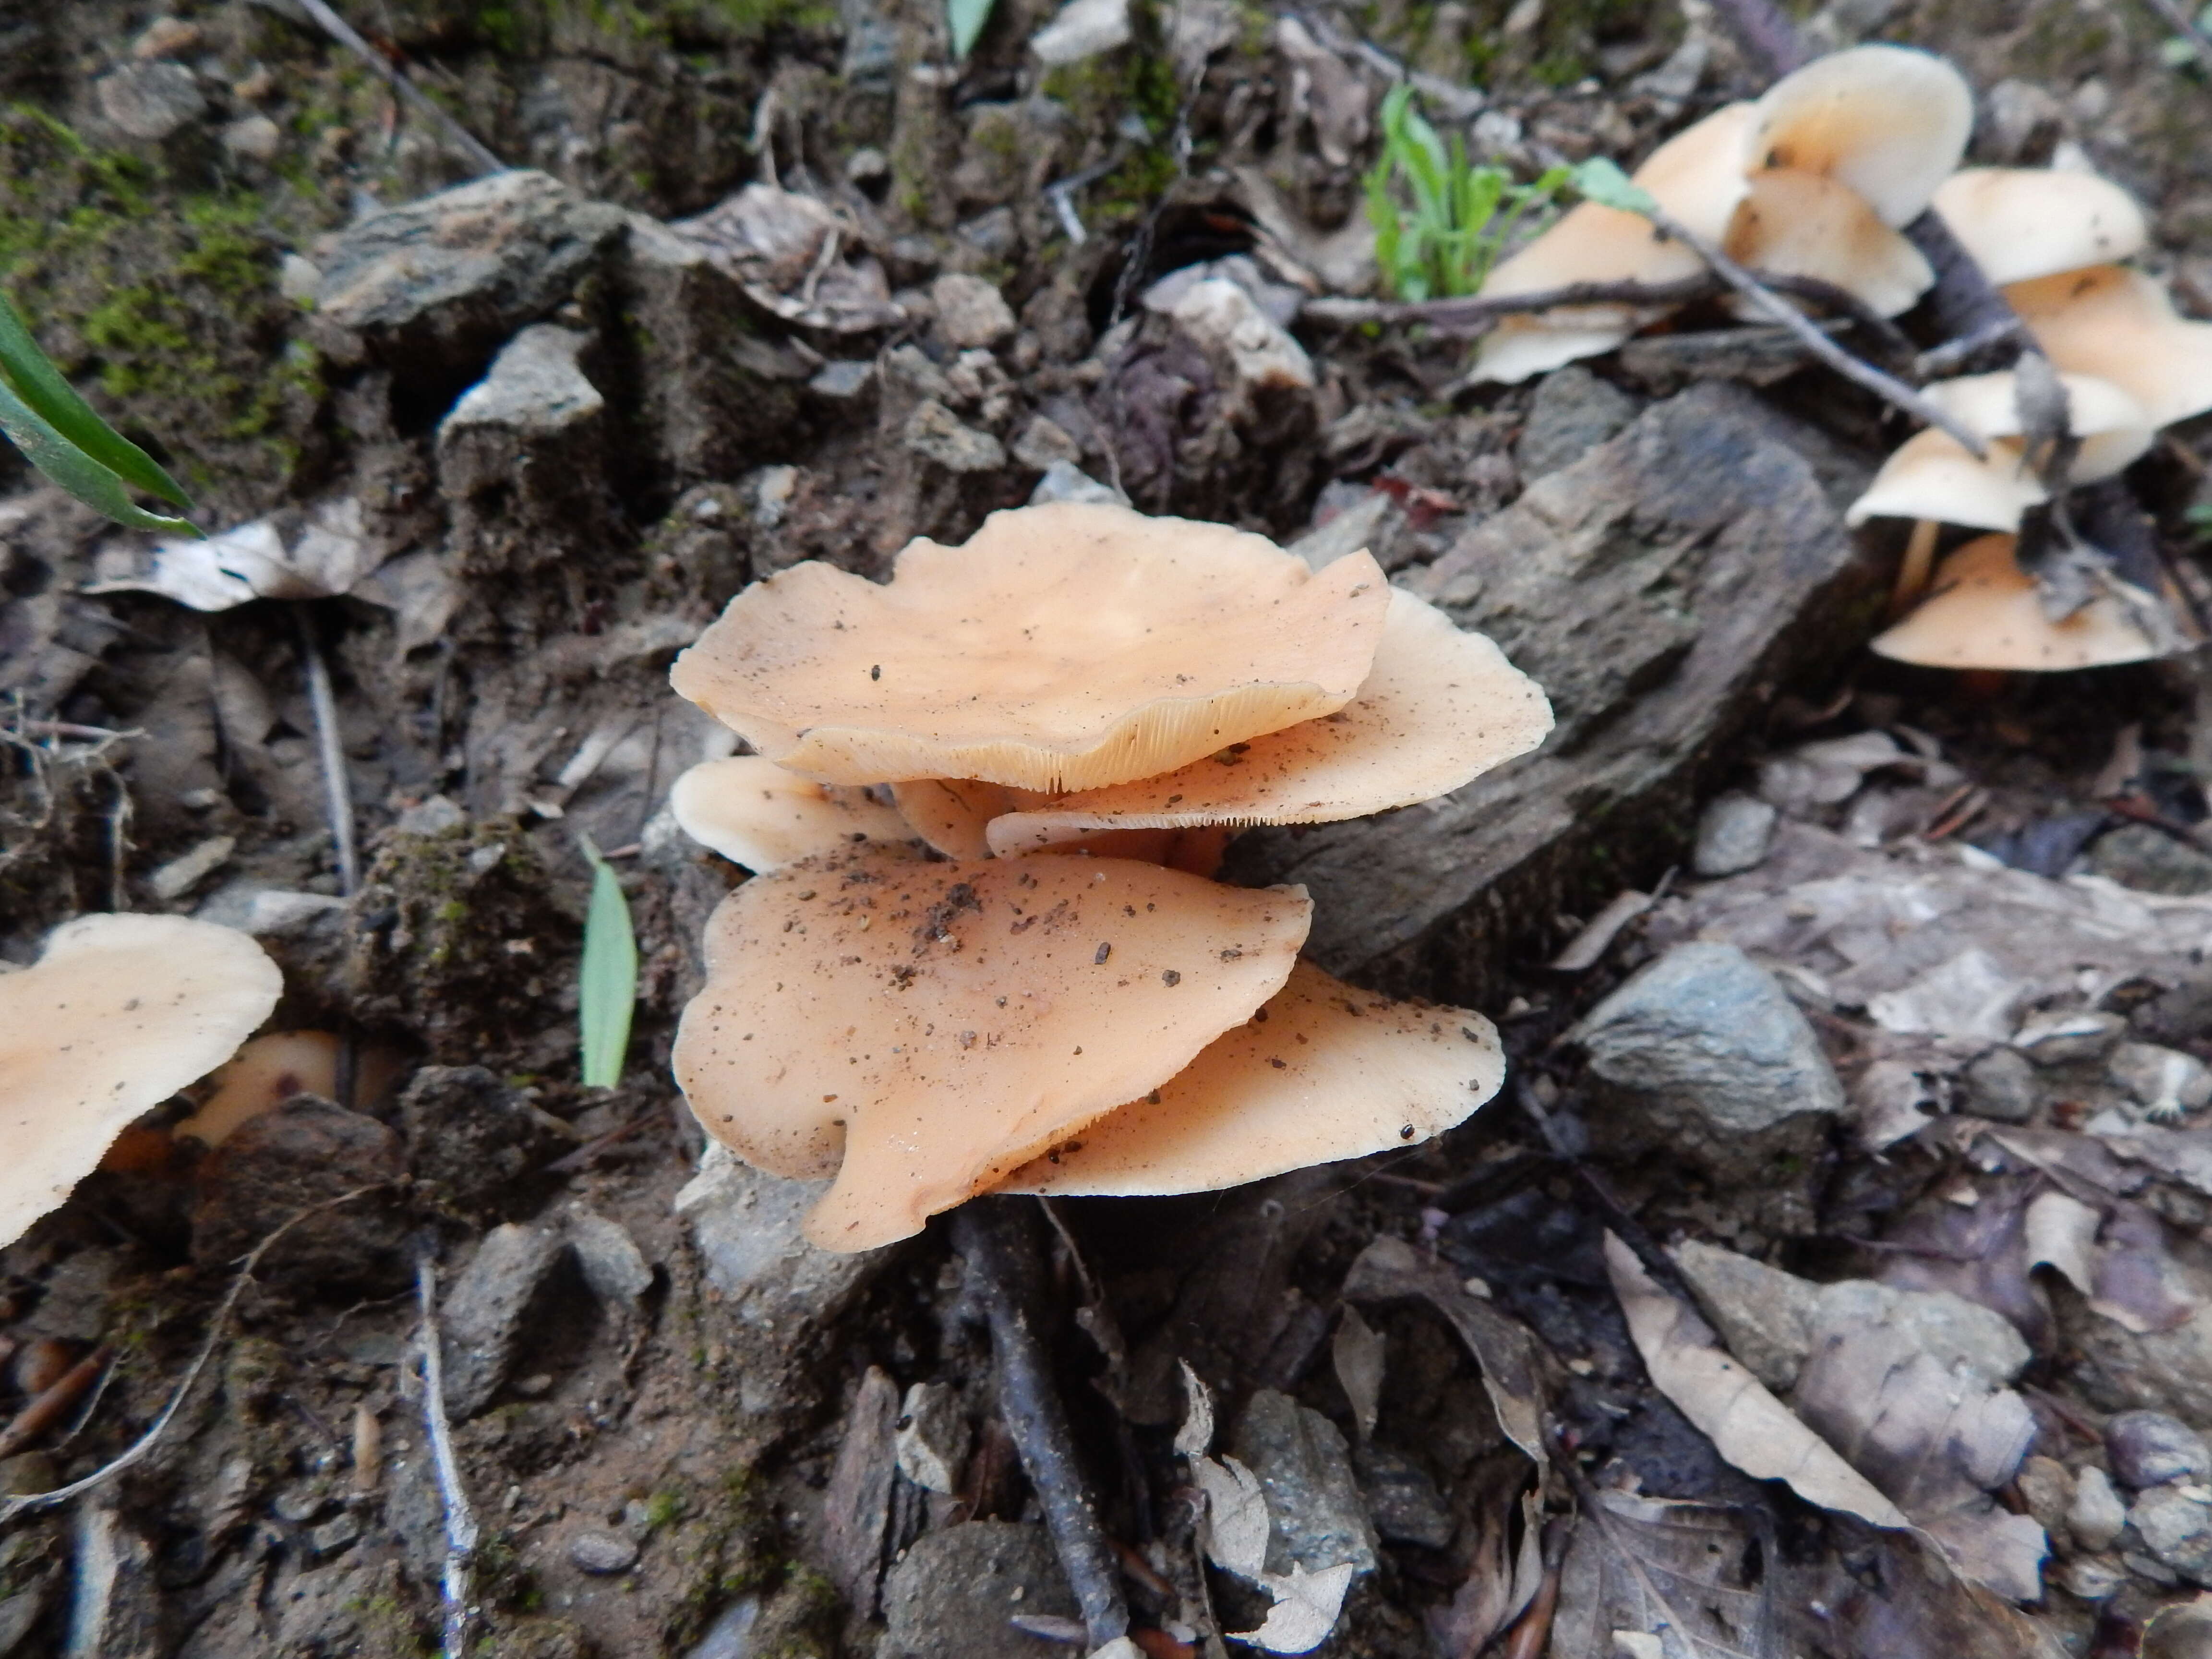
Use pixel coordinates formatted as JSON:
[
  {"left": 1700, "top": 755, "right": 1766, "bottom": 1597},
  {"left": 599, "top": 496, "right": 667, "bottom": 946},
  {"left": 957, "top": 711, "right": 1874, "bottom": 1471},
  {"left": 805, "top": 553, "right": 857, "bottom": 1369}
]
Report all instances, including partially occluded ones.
[
  {"left": 569, "top": 1529, "right": 641, "bottom": 1575},
  {"left": 2108, "top": 1410, "right": 2212, "bottom": 1489},
  {"left": 2070, "top": 1466, "right": 2128, "bottom": 1552},
  {"left": 1692, "top": 793, "right": 1777, "bottom": 878}
]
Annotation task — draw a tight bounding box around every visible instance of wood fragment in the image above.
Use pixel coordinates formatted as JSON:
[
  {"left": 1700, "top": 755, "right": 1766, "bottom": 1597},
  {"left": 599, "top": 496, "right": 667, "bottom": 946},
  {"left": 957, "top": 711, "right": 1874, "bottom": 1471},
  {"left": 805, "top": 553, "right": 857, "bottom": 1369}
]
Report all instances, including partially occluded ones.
[{"left": 0, "top": 1346, "right": 110, "bottom": 1462}]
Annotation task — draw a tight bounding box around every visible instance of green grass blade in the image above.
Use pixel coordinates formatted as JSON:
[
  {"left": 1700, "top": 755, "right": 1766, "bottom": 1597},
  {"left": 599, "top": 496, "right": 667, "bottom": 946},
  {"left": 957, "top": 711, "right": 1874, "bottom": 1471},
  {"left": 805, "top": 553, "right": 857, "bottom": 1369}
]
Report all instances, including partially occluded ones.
[
  {"left": 0, "top": 374, "right": 199, "bottom": 536},
  {"left": 0, "top": 291, "right": 193, "bottom": 509},
  {"left": 949, "top": 0, "right": 995, "bottom": 59},
  {"left": 578, "top": 843, "right": 639, "bottom": 1090}
]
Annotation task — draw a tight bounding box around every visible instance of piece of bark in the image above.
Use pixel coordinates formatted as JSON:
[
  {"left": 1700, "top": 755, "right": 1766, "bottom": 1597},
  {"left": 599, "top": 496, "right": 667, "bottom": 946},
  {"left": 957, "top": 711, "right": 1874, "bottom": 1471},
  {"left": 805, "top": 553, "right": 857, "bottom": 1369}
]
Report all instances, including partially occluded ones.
[{"left": 822, "top": 1366, "right": 902, "bottom": 1619}]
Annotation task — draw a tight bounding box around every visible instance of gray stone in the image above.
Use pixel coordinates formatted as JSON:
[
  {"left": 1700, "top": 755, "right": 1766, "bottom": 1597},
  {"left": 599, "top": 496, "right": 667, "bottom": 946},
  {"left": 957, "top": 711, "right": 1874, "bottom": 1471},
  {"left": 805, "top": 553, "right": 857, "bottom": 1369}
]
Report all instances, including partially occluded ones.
[
  {"left": 565, "top": 1207, "right": 653, "bottom": 1306},
  {"left": 1354, "top": 1445, "right": 1455, "bottom": 1548},
  {"left": 2110, "top": 1042, "right": 2212, "bottom": 1118},
  {"left": 2079, "top": 823, "right": 2212, "bottom": 898},
  {"left": 95, "top": 61, "right": 206, "bottom": 142},
  {"left": 442, "top": 324, "right": 602, "bottom": 435},
  {"left": 2130, "top": 1484, "right": 2212, "bottom": 1586},
  {"left": 398, "top": 1066, "right": 574, "bottom": 1216},
  {"left": 880, "top": 1522, "right": 1076, "bottom": 1659},
  {"left": 2016, "top": 1010, "right": 2128, "bottom": 1065},
  {"left": 1692, "top": 793, "right": 1778, "bottom": 878},
  {"left": 1572, "top": 941, "right": 1844, "bottom": 1139},
  {"left": 1010, "top": 414, "right": 1082, "bottom": 471},
  {"left": 1287, "top": 492, "right": 1404, "bottom": 575},
  {"left": 931, "top": 273, "right": 1017, "bottom": 350},
  {"left": 306, "top": 1513, "right": 363, "bottom": 1560},
  {"left": 903, "top": 399, "right": 1007, "bottom": 472},
  {"left": 313, "top": 170, "right": 625, "bottom": 380},
  {"left": 1672, "top": 1238, "right": 1818, "bottom": 1391},
  {"left": 1028, "top": 460, "right": 1123, "bottom": 506},
  {"left": 2015, "top": 1455, "right": 2074, "bottom": 1539},
  {"left": 2107, "top": 1410, "right": 2212, "bottom": 1489},
  {"left": 1235, "top": 383, "right": 1876, "bottom": 1005},
  {"left": 569, "top": 1529, "right": 641, "bottom": 1575},
  {"left": 2071, "top": 1466, "right": 2128, "bottom": 1551},
  {"left": 437, "top": 325, "right": 613, "bottom": 572},
  {"left": 808, "top": 359, "right": 875, "bottom": 401},
  {"left": 1230, "top": 1388, "right": 1380, "bottom": 1577},
  {"left": 1812, "top": 1280, "right": 2031, "bottom": 1390},
  {"left": 1515, "top": 365, "right": 1638, "bottom": 481},
  {"left": 1962, "top": 1046, "right": 2041, "bottom": 1124},
  {"left": 686, "top": 1596, "right": 763, "bottom": 1659},
  {"left": 222, "top": 115, "right": 281, "bottom": 164},
  {"left": 439, "top": 1222, "right": 567, "bottom": 1418}
]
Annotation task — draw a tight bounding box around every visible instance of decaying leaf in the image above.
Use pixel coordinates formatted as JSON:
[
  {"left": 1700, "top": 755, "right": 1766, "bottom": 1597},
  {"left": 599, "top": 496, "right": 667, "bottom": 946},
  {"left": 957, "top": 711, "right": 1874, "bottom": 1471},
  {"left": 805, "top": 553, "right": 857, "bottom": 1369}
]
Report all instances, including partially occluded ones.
[
  {"left": 1331, "top": 1304, "right": 1385, "bottom": 1443},
  {"left": 1195, "top": 1455, "right": 1271, "bottom": 1580},
  {"left": 1551, "top": 1491, "right": 1779, "bottom": 1659},
  {"left": 88, "top": 498, "right": 384, "bottom": 611},
  {"left": 1230, "top": 1561, "right": 1357, "bottom": 1655},
  {"left": 1176, "top": 1358, "right": 1216, "bottom": 1460}
]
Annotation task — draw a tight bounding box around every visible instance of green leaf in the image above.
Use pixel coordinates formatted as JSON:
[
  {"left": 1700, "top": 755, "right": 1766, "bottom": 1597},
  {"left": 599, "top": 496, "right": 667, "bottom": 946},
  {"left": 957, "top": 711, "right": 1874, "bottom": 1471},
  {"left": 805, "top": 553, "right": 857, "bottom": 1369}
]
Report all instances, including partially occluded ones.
[
  {"left": 949, "top": 0, "right": 995, "bottom": 59},
  {"left": 0, "top": 291, "right": 193, "bottom": 510},
  {"left": 0, "top": 374, "right": 199, "bottom": 537},
  {"left": 578, "top": 841, "right": 639, "bottom": 1090},
  {"left": 1571, "top": 156, "right": 1659, "bottom": 216}
]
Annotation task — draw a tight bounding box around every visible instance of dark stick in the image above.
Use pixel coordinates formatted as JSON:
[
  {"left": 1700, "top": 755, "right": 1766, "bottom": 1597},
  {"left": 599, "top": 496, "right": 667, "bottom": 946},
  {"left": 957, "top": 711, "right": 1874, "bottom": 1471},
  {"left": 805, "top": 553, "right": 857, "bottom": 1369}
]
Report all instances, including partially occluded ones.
[
  {"left": 951, "top": 1200, "right": 1131, "bottom": 1651},
  {"left": 1301, "top": 274, "right": 1722, "bottom": 331}
]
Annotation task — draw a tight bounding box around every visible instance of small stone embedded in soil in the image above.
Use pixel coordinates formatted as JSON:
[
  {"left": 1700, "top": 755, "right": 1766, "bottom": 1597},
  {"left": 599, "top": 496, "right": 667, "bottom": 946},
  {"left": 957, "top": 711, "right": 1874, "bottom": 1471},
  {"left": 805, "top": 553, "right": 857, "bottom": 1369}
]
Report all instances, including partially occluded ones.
[
  {"left": 94, "top": 61, "right": 206, "bottom": 142},
  {"left": 2107, "top": 1410, "right": 2212, "bottom": 1488},
  {"left": 439, "top": 1222, "right": 569, "bottom": 1419},
  {"left": 1231, "top": 1388, "right": 1379, "bottom": 1576},
  {"left": 930, "top": 273, "right": 1017, "bottom": 350},
  {"left": 2014, "top": 1456, "right": 2074, "bottom": 1538},
  {"left": 880, "top": 1521, "right": 1078, "bottom": 1659},
  {"left": 307, "top": 1513, "right": 363, "bottom": 1559},
  {"left": 2088, "top": 824, "right": 2212, "bottom": 896},
  {"left": 1691, "top": 793, "right": 1778, "bottom": 878},
  {"left": 2071, "top": 1466, "right": 2128, "bottom": 1551},
  {"left": 1354, "top": 1445, "right": 1455, "bottom": 1549},
  {"left": 902, "top": 399, "right": 1006, "bottom": 472},
  {"left": 1962, "top": 1046, "right": 2040, "bottom": 1123},
  {"left": 2129, "top": 1484, "right": 2212, "bottom": 1585},
  {"left": 568, "top": 1529, "right": 641, "bottom": 1575}
]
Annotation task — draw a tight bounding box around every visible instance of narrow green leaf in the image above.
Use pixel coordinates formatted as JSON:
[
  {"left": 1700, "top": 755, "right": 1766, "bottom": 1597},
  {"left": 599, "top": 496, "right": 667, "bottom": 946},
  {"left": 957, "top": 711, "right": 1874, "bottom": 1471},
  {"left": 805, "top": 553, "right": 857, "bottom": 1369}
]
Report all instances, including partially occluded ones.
[
  {"left": 578, "top": 842, "right": 639, "bottom": 1090},
  {"left": 0, "top": 375, "right": 199, "bottom": 537},
  {"left": 1571, "top": 156, "right": 1659, "bottom": 216},
  {"left": 949, "top": 0, "right": 996, "bottom": 60},
  {"left": 0, "top": 292, "right": 193, "bottom": 509}
]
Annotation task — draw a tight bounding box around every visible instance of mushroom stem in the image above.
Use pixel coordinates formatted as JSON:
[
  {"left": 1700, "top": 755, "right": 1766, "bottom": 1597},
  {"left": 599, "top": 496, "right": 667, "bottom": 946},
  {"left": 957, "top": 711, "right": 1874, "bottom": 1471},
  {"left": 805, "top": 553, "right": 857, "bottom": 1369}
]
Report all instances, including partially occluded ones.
[
  {"left": 1892, "top": 519, "right": 1941, "bottom": 616},
  {"left": 951, "top": 1199, "right": 1132, "bottom": 1651}
]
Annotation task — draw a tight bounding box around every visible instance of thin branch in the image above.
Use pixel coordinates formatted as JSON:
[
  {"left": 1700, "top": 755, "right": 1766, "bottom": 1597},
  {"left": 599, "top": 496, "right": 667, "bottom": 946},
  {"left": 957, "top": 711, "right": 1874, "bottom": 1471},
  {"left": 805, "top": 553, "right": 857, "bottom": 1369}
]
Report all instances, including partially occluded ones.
[
  {"left": 951, "top": 1200, "right": 1131, "bottom": 1651},
  {"left": 415, "top": 1242, "right": 481, "bottom": 1659},
  {"left": 295, "top": 606, "right": 361, "bottom": 899},
  {"left": 1302, "top": 274, "right": 1721, "bottom": 331},
  {"left": 290, "top": 0, "right": 505, "bottom": 177},
  {"left": 0, "top": 1186, "right": 386, "bottom": 1525},
  {"left": 1912, "top": 316, "right": 2026, "bottom": 381}
]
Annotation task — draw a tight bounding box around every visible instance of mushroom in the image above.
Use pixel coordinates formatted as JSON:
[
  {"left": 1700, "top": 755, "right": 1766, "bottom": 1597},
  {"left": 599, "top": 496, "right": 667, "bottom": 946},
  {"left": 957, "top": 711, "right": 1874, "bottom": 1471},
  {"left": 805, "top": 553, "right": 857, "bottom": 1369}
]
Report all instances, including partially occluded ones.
[
  {"left": 886, "top": 779, "right": 1233, "bottom": 871},
  {"left": 1846, "top": 371, "right": 2153, "bottom": 532},
  {"left": 1870, "top": 533, "right": 2162, "bottom": 670},
  {"left": 997, "top": 961, "right": 1504, "bottom": 1197},
  {"left": 174, "top": 1031, "right": 342, "bottom": 1147},
  {"left": 672, "top": 755, "right": 914, "bottom": 871},
  {"left": 1744, "top": 44, "right": 1973, "bottom": 228},
  {"left": 669, "top": 502, "right": 1391, "bottom": 793},
  {"left": 671, "top": 843, "right": 1312, "bottom": 1250},
  {"left": 1931, "top": 168, "right": 2148, "bottom": 287},
  {"left": 0, "top": 914, "right": 282, "bottom": 1245},
  {"left": 2005, "top": 264, "right": 2212, "bottom": 428},
  {"left": 1722, "top": 168, "right": 1933, "bottom": 317},
  {"left": 986, "top": 587, "right": 1553, "bottom": 854}
]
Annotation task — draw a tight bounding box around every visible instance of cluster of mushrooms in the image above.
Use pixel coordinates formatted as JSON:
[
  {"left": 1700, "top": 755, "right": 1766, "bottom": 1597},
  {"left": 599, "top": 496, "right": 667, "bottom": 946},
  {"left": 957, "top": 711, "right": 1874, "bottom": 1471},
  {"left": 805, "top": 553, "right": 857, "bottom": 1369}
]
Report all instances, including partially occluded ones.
[
  {"left": 1475, "top": 42, "right": 2212, "bottom": 674},
  {"left": 666, "top": 501, "right": 1553, "bottom": 1252}
]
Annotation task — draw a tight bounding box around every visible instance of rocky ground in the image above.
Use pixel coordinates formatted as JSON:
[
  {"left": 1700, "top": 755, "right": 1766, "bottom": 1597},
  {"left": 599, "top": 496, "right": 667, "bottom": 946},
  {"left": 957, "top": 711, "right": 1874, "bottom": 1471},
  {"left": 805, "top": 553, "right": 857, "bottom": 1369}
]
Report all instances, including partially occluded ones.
[{"left": 7, "top": 0, "right": 2212, "bottom": 1655}]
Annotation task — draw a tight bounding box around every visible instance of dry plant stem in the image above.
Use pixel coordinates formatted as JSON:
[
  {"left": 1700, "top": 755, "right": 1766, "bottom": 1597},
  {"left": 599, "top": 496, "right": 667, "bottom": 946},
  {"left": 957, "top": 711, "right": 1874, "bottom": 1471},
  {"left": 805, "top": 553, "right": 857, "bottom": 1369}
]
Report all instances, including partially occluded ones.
[
  {"left": 1302, "top": 274, "right": 1722, "bottom": 331},
  {"left": 0, "top": 1185, "right": 386, "bottom": 1525},
  {"left": 0, "top": 1347, "right": 111, "bottom": 1461},
  {"left": 951, "top": 1199, "right": 1132, "bottom": 1651},
  {"left": 2140, "top": 0, "right": 2212, "bottom": 75},
  {"left": 290, "top": 0, "right": 505, "bottom": 176},
  {"left": 296, "top": 608, "right": 360, "bottom": 899},
  {"left": 415, "top": 1242, "right": 482, "bottom": 1659}
]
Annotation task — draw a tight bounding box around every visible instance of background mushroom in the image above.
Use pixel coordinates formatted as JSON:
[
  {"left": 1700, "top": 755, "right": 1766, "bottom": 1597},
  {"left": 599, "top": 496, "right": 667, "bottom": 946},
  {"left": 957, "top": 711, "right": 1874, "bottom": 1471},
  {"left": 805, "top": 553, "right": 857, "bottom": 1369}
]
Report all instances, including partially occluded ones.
[
  {"left": 2005, "top": 264, "right": 2212, "bottom": 429},
  {"left": 671, "top": 754, "right": 914, "bottom": 872},
  {"left": 1932, "top": 167, "right": 2148, "bottom": 288},
  {"left": 1869, "top": 533, "right": 2162, "bottom": 671},
  {"left": 1743, "top": 44, "right": 1972, "bottom": 228},
  {"left": 672, "top": 844, "right": 1313, "bottom": 1250},
  {"left": 669, "top": 502, "right": 1391, "bottom": 793},
  {"left": 1, "top": 914, "right": 282, "bottom": 1245},
  {"left": 996, "top": 961, "right": 1505, "bottom": 1197}
]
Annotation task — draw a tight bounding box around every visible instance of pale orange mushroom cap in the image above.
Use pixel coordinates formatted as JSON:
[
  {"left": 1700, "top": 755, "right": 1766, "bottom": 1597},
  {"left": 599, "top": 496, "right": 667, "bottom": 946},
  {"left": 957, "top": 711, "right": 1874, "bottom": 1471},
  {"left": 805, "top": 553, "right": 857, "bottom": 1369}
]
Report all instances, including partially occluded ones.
[
  {"left": 0, "top": 914, "right": 282, "bottom": 1245},
  {"left": 670, "top": 843, "right": 1312, "bottom": 1250},
  {"left": 1932, "top": 168, "right": 2148, "bottom": 288},
  {"left": 998, "top": 961, "right": 1505, "bottom": 1197},
  {"left": 669, "top": 503, "right": 1391, "bottom": 793},
  {"left": 1724, "top": 168, "right": 1933, "bottom": 317},
  {"left": 2006, "top": 264, "right": 2212, "bottom": 428},
  {"left": 175, "top": 1030, "right": 342, "bottom": 1147},
  {"left": 987, "top": 587, "right": 1552, "bottom": 854},
  {"left": 1747, "top": 45, "right": 1973, "bottom": 228},
  {"left": 672, "top": 755, "right": 914, "bottom": 872},
  {"left": 1870, "top": 533, "right": 2162, "bottom": 670},
  {"left": 889, "top": 778, "right": 1234, "bottom": 871}
]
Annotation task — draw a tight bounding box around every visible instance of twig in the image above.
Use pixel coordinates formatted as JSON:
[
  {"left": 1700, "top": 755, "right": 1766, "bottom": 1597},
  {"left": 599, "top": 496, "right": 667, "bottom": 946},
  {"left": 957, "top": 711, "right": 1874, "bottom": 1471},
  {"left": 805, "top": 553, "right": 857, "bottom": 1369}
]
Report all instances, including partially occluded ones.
[
  {"left": 1302, "top": 274, "right": 1721, "bottom": 331},
  {"left": 415, "top": 1242, "right": 481, "bottom": 1659},
  {"left": 12, "top": 721, "right": 135, "bottom": 745},
  {"left": 0, "top": 1186, "right": 386, "bottom": 1524},
  {"left": 1913, "top": 316, "right": 2026, "bottom": 381},
  {"left": 289, "top": 0, "right": 505, "bottom": 176},
  {"left": 0, "top": 1347, "right": 112, "bottom": 1461},
  {"left": 295, "top": 607, "right": 361, "bottom": 899},
  {"left": 950, "top": 1200, "right": 1131, "bottom": 1651},
  {"left": 2141, "top": 0, "right": 2212, "bottom": 75}
]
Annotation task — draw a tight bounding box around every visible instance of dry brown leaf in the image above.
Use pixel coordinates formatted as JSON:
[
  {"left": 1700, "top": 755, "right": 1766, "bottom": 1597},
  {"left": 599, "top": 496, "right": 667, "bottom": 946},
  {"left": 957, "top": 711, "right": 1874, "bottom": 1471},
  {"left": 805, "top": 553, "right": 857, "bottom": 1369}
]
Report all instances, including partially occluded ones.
[
  {"left": 1231, "top": 1561, "right": 1356, "bottom": 1655},
  {"left": 1331, "top": 1305, "right": 1384, "bottom": 1444}
]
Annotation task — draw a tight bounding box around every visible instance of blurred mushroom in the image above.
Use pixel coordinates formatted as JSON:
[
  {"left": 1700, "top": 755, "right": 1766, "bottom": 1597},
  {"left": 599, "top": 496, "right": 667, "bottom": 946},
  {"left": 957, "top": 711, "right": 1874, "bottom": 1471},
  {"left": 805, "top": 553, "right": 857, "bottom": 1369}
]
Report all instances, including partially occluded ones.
[
  {"left": 174, "top": 1031, "right": 341, "bottom": 1147},
  {"left": 1744, "top": 44, "right": 1973, "bottom": 228},
  {"left": 1932, "top": 168, "right": 2148, "bottom": 287},
  {"left": 1847, "top": 370, "right": 2152, "bottom": 532},
  {"left": 0, "top": 914, "right": 281, "bottom": 1245},
  {"left": 1870, "top": 533, "right": 2163, "bottom": 670},
  {"left": 672, "top": 755, "right": 914, "bottom": 871},
  {"left": 998, "top": 961, "right": 1504, "bottom": 1197},
  {"left": 2006, "top": 264, "right": 2212, "bottom": 428},
  {"left": 1722, "top": 168, "right": 1933, "bottom": 317},
  {"left": 672, "top": 843, "right": 1312, "bottom": 1250},
  {"left": 888, "top": 777, "right": 1038, "bottom": 860},
  {"left": 987, "top": 587, "right": 1552, "bottom": 854},
  {"left": 669, "top": 503, "right": 1391, "bottom": 793}
]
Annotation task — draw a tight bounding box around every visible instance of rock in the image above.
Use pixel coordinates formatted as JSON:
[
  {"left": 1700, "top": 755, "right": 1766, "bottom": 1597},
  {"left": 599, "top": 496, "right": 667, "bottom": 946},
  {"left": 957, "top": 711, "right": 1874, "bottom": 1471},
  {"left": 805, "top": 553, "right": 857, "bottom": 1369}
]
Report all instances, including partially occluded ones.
[
  {"left": 931, "top": 273, "right": 1017, "bottom": 350},
  {"left": 2015, "top": 1456, "right": 2074, "bottom": 1539},
  {"left": 880, "top": 1522, "right": 1076, "bottom": 1659},
  {"left": 2015, "top": 1010, "right": 2127, "bottom": 1065},
  {"left": 95, "top": 61, "right": 206, "bottom": 142},
  {"left": 2131, "top": 1484, "right": 2212, "bottom": 1586},
  {"left": 147, "top": 833, "right": 235, "bottom": 902},
  {"left": 133, "top": 16, "right": 203, "bottom": 57},
  {"left": 221, "top": 115, "right": 281, "bottom": 164},
  {"left": 569, "top": 1529, "right": 641, "bottom": 1575},
  {"left": 2088, "top": 824, "right": 2212, "bottom": 896},
  {"left": 1962, "top": 1046, "right": 2041, "bottom": 1124},
  {"left": 1169, "top": 278, "right": 1315, "bottom": 414},
  {"left": 1030, "top": 0, "right": 1133, "bottom": 64},
  {"left": 1236, "top": 383, "right": 1876, "bottom": 1005},
  {"left": 191, "top": 1098, "right": 408, "bottom": 1287},
  {"left": 2056, "top": 1554, "right": 2128, "bottom": 1600},
  {"left": 312, "top": 171, "right": 625, "bottom": 384},
  {"left": 1354, "top": 1445, "right": 1455, "bottom": 1549},
  {"left": 1569, "top": 943, "right": 1844, "bottom": 1190},
  {"left": 1231, "top": 1388, "right": 1380, "bottom": 1577},
  {"left": 2071, "top": 1466, "right": 2128, "bottom": 1551},
  {"left": 2107, "top": 1411, "right": 2212, "bottom": 1489},
  {"left": 1692, "top": 793, "right": 1778, "bottom": 878},
  {"left": 894, "top": 1381, "right": 970, "bottom": 1494},
  {"left": 439, "top": 1223, "right": 569, "bottom": 1418},
  {"left": 1515, "top": 366, "right": 1639, "bottom": 481},
  {"left": 686, "top": 1596, "right": 762, "bottom": 1658},
  {"left": 1028, "top": 460, "right": 1123, "bottom": 506},
  {"left": 565, "top": 1208, "right": 653, "bottom": 1306},
  {"left": 2110, "top": 1043, "right": 2212, "bottom": 1119},
  {"left": 1287, "top": 493, "right": 1405, "bottom": 575},
  {"left": 398, "top": 1066, "right": 575, "bottom": 1215},
  {"left": 903, "top": 399, "right": 1007, "bottom": 472},
  {"left": 809, "top": 359, "right": 874, "bottom": 401},
  {"left": 1010, "top": 414, "right": 1081, "bottom": 471}
]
